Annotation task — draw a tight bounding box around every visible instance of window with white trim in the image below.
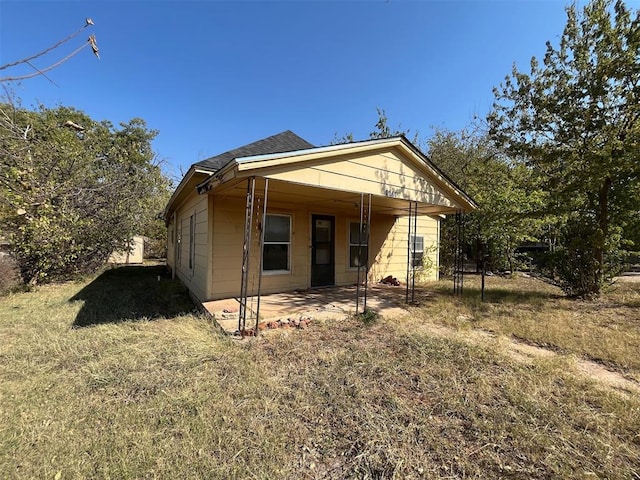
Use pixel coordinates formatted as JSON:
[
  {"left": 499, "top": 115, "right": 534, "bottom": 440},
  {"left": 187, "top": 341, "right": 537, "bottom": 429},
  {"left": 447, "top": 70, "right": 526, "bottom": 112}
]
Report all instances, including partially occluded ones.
[
  {"left": 263, "top": 214, "right": 291, "bottom": 272},
  {"left": 410, "top": 235, "right": 424, "bottom": 268},
  {"left": 349, "top": 222, "right": 368, "bottom": 268}
]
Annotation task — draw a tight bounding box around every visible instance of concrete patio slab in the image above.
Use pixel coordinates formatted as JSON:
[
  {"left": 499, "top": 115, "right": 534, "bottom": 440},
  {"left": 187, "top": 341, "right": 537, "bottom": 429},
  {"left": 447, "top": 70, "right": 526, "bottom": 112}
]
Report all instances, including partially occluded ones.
[{"left": 202, "top": 283, "right": 416, "bottom": 334}]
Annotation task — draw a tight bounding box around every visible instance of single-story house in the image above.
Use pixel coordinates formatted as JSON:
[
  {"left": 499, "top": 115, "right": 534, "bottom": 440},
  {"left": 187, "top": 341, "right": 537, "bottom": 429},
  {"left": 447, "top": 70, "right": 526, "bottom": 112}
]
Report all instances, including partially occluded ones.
[{"left": 164, "top": 131, "right": 476, "bottom": 307}]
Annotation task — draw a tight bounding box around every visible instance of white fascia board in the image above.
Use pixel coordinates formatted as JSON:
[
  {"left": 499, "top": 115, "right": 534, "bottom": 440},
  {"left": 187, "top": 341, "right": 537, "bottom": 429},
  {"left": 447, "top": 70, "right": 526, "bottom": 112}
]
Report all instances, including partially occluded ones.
[
  {"left": 164, "top": 166, "right": 214, "bottom": 220},
  {"left": 401, "top": 147, "right": 477, "bottom": 211},
  {"left": 195, "top": 161, "right": 239, "bottom": 192},
  {"left": 197, "top": 140, "right": 400, "bottom": 190},
  {"left": 235, "top": 137, "right": 404, "bottom": 166}
]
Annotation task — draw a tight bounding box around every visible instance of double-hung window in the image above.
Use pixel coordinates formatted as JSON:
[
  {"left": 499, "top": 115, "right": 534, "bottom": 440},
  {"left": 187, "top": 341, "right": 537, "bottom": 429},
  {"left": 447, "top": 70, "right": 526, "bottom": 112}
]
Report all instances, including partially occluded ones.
[
  {"left": 263, "top": 214, "right": 291, "bottom": 272},
  {"left": 349, "top": 222, "right": 368, "bottom": 268},
  {"left": 410, "top": 235, "right": 424, "bottom": 268}
]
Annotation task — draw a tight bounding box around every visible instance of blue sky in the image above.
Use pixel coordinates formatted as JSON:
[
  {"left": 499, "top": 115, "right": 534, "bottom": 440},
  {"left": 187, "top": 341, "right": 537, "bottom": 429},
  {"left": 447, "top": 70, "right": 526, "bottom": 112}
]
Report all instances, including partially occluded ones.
[{"left": 0, "top": 0, "right": 608, "bottom": 178}]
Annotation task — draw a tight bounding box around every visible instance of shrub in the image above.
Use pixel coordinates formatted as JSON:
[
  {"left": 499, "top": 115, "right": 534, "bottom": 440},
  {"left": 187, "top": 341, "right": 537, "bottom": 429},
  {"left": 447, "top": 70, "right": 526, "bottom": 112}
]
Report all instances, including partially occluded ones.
[
  {"left": 539, "top": 218, "right": 624, "bottom": 297},
  {"left": 356, "top": 308, "right": 378, "bottom": 325},
  {"left": 144, "top": 237, "right": 166, "bottom": 259}
]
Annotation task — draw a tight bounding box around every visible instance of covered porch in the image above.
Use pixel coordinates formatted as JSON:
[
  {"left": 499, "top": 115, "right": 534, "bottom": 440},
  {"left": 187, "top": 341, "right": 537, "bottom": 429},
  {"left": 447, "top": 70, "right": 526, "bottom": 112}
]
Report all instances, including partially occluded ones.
[
  {"left": 207, "top": 175, "right": 456, "bottom": 332},
  {"left": 197, "top": 138, "right": 475, "bottom": 335}
]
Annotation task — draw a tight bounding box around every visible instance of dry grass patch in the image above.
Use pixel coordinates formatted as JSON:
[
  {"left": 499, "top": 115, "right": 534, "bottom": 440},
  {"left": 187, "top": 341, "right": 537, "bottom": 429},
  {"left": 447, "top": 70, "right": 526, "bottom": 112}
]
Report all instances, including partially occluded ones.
[
  {"left": 416, "top": 275, "right": 640, "bottom": 381},
  {"left": 1, "top": 266, "right": 639, "bottom": 478}
]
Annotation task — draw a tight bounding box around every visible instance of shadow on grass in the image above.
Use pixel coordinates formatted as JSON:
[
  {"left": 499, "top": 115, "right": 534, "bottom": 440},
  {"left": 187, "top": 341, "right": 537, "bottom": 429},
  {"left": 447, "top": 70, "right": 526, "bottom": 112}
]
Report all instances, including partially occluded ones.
[
  {"left": 460, "top": 286, "right": 565, "bottom": 304},
  {"left": 430, "top": 277, "right": 564, "bottom": 305},
  {"left": 71, "top": 265, "right": 195, "bottom": 327}
]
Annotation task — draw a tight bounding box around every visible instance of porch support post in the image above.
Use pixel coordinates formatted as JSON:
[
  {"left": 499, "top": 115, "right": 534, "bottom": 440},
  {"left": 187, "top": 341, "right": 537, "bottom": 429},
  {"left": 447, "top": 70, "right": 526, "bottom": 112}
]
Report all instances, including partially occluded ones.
[
  {"left": 411, "top": 201, "right": 418, "bottom": 304},
  {"left": 405, "top": 201, "right": 412, "bottom": 304},
  {"left": 405, "top": 201, "right": 418, "bottom": 304},
  {"left": 461, "top": 212, "right": 465, "bottom": 294},
  {"left": 460, "top": 211, "right": 465, "bottom": 295},
  {"left": 239, "top": 176, "right": 256, "bottom": 335},
  {"left": 255, "top": 178, "right": 269, "bottom": 335},
  {"left": 363, "top": 193, "right": 372, "bottom": 312},
  {"left": 453, "top": 210, "right": 465, "bottom": 296},
  {"left": 356, "top": 192, "right": 364, "bottom": 316}
]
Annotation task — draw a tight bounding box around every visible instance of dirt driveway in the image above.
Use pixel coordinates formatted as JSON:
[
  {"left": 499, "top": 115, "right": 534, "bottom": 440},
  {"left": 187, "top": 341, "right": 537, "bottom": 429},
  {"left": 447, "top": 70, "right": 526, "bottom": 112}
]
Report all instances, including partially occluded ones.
[{"left": 616, "top": 272, "right": 640, "bottom": 282}]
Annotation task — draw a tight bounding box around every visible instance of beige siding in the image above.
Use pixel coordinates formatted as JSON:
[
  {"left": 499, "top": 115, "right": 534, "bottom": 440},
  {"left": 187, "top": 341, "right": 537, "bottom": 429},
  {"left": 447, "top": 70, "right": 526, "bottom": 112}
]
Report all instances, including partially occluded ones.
[
  {"left": 207, "top": 195, "right": 440, "bottom": 300},
  {"left": 369, "top": 215, "right": 439, "bottom": 283},
  {"left": 210, "top": 198, "right": 310, "bottom": 299},
  {"left": 172, "top": 192, "right": 209, "bottom": 302},
  {"left": 264, "top": 150, "right": 456, "bottom": 208}
]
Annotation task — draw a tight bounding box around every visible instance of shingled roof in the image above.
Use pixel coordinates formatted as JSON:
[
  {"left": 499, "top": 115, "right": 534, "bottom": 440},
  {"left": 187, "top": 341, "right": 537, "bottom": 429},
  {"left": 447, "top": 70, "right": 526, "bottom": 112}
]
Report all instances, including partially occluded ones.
[{"left": 194, "top": 130, "right": 315, "bottom": 173}]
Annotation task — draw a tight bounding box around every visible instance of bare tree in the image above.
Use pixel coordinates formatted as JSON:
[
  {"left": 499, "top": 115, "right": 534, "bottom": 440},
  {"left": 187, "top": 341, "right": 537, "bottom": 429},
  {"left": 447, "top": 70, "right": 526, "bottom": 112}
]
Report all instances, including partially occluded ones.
[{"left": 0, "top": 18, "right": 99, "bottom": 83}]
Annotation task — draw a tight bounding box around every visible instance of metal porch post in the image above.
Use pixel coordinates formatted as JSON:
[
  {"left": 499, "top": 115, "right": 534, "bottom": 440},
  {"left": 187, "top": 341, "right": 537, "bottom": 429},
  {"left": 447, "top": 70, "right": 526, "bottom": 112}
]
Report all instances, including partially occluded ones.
[
  {"left": 405, "top": 201, "right": 418, "bottom": 304},
  {"left": 239, "top": 177, "right": 256, "bottom": 335},
  {"left": 405, "top": 201, "right": 412, "bottom": 304},
  {"left": 363, "top": 193, "right": 372, "bottom": 312},
  {"left": 255, "top": 178, "right": 269, "bottom": 335},
  {"left": 411, "top": 201, "right": 418, "bottom": 304},
  {"left": 453, "top": 211, "right": 465, "bottom": 296},
  {"left": 356, "top": 192, "right": 364, "bottom": 316}
]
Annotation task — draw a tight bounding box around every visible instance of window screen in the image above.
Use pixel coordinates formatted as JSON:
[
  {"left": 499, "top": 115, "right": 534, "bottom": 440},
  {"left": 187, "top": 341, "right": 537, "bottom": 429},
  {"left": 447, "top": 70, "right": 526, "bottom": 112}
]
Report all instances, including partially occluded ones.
[
  {"left": 263, "top": 214, "right": 291, "bottom": 271},
  {"left": 349, "top": 222, "right": 368, "bottom": 268},
  {"left": 410, "top": 235, "right": 424, "bottom": 268}
]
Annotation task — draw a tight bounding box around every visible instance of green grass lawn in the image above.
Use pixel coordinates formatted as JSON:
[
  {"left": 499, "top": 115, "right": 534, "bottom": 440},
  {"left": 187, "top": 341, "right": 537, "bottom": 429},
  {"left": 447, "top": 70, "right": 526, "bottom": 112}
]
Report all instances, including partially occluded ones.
[{"left": 1, "top": 266, "right": 639, "bottom": 479}]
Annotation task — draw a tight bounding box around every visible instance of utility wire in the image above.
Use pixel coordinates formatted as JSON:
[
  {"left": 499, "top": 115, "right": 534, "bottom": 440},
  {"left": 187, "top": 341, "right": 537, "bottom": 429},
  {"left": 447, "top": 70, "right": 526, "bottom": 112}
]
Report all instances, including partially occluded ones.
[
  {"left": 0, "top": 42, "right": 89, "bottom": 82},
  {"left": 0, "top": 21, "right": 91, "bottom": 71}
]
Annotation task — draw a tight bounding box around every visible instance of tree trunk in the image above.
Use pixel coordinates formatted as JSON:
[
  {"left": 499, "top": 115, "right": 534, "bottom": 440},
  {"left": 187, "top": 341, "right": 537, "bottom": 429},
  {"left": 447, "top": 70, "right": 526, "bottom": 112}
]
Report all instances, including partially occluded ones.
[
  {"left": 508, "top": 249, "right": 514, "bottom": 274},
  {"left": 594, "top": 176, "right": 612, "bottom": 293},
  {"left": 475, "top": 237, "right": 483, "bottom": 273}
]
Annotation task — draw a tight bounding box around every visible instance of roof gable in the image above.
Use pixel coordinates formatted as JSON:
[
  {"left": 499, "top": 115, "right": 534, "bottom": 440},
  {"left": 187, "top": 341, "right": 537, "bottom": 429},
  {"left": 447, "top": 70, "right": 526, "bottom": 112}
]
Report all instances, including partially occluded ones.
[
  {"left": 252, "top": 143, "right": 472, "bottom": 211},
  {"left": 167, "top": 133, "right": 477, "bottom": 219},
  {"left": 209, "top": 136, "right": 476, "bottom": 212},
  {"left": 194, "top": 130, "right": 314, "bottom": 172}
]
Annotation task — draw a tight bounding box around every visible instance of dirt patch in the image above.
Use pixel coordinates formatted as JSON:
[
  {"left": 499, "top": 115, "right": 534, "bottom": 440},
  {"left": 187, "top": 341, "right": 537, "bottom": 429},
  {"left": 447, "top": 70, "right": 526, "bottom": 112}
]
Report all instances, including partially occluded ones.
[
  {"left": 616, "top": 272, "right": 640, "bottom": 283},
  {"left": 574, "top": 359, "right": 640, "bottom": 394},
  {"left": 418, "top": 321, "right": 640, "bottom": 397}
]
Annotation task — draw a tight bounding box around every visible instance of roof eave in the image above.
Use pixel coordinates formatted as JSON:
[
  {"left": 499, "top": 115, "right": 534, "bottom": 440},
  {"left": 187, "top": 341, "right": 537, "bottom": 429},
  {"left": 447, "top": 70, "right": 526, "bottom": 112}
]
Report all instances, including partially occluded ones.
[
  {"left": 235, "top": 136, "right": 404, "bottom": 167},
  {"left": 163, "top": 166, "right": 213, "bottom": 222},
  {"left": 396, "top": 135, "right": 478, "bottom": 212},
  {"left": 195, "top": 160, "right": 240, "bottom": 194}
]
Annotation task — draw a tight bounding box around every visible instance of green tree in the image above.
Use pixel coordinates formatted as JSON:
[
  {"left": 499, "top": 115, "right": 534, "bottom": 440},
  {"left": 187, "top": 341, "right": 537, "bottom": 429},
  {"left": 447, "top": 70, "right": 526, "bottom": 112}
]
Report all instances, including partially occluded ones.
[
  {"left": 488, "top": 0, "right": 640, "bottom": 296},
  {"left": 331, "top": 108, "right": 418, "bottom": 145},
  {"left": 0, "top": 101, "right": 170, "bottom": 284},
  {"left": 427, "top": 128, "right": 546, "bottom": 274},
  {"left": 333, "top": 111, "right": 550, "bottom": 276}
]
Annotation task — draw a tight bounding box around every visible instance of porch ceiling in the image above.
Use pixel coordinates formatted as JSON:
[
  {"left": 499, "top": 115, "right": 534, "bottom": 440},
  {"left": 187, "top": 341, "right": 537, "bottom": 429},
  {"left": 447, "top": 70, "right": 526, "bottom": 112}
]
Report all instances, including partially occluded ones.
[{"left": 210, "top": 177, "right": 460, "bottom": 216}]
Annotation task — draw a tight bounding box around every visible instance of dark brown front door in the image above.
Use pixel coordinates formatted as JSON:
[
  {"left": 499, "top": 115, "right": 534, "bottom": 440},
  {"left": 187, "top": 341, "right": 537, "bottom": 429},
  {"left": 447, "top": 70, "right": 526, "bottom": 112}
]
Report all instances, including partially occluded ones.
[{"left": 311, "top": 215, "right": 335, "bottom": 287}]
